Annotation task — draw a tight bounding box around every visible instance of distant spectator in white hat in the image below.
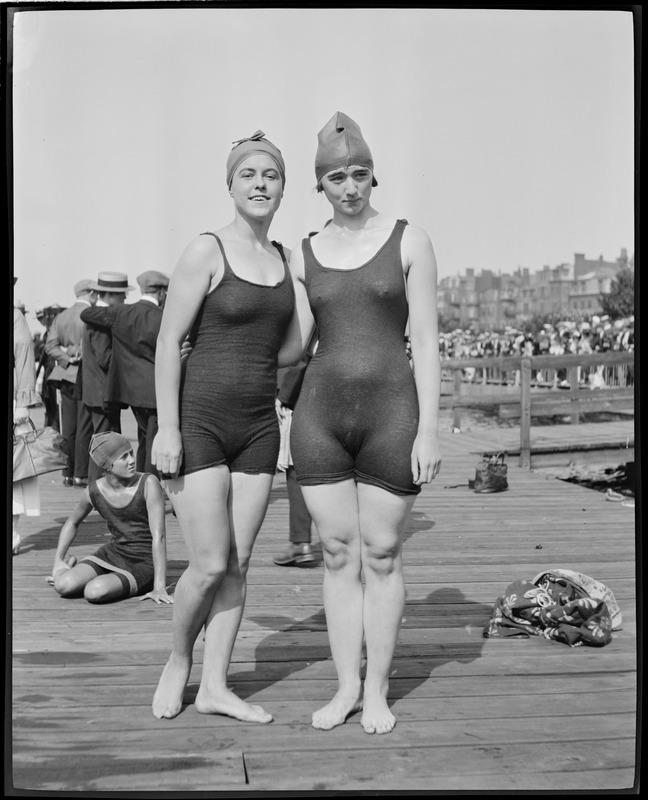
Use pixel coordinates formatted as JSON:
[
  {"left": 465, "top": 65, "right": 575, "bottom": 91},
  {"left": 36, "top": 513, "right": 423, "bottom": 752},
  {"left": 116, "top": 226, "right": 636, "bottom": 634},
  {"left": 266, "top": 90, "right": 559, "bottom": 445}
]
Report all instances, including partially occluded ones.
[
  {"left": 81, "top": 270, "right": 170, "bottom": 472},
  {"left": 79, "top": 272, "right": 133, "bottom": 480}
]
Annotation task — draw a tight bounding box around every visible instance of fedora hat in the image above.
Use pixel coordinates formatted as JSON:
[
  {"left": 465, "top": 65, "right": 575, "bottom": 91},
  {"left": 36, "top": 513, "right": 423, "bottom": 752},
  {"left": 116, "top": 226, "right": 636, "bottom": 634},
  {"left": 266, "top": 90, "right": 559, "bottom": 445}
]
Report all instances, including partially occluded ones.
[{"left": 88, "top": 271, "right": 135, "bottom": 293}]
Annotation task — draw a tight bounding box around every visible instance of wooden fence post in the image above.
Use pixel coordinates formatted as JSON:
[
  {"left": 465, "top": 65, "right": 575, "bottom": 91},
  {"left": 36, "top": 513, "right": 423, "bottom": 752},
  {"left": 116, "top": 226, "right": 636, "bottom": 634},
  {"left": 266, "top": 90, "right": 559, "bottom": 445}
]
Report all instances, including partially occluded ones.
[
  {"left": 452, "top": 368, "right": 462, "bottom": 430},
  {"left": 520, "top": 358, "right": 531, "bottom": 469},
  {"left": 569, "top": 366, "right": 580, "bottom": 425}
]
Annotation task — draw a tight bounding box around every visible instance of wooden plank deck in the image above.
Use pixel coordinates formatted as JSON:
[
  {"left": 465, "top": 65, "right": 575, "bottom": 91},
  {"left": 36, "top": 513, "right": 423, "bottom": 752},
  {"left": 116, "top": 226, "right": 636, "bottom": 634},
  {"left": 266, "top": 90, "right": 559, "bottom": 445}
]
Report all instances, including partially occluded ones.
[{"left": 9, "top": 409, "right": 638, "bottom": 792}]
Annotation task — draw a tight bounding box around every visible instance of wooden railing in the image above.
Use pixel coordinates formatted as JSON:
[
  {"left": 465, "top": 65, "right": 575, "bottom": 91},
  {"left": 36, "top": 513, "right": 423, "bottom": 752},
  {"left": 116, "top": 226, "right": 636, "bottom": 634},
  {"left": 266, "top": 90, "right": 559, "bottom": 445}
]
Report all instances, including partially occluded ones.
[{"left": 439, "top": 351, "right": 635, "bottom": 468}]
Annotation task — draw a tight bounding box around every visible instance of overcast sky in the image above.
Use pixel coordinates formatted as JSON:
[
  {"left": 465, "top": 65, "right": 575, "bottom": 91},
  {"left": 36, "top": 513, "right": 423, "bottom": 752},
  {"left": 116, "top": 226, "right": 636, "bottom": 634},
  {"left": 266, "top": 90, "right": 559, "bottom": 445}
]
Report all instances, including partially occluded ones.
[{"left": 10, "top": 5, "right": 635, "bottom": 331}]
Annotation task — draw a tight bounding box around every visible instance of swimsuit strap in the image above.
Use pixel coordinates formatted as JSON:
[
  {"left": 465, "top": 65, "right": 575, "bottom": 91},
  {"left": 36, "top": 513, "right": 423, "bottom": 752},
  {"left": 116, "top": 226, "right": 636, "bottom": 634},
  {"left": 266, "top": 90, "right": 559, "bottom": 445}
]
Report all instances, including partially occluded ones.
[
  {"left": 200, "top": 232, "right": 234, "bottom": 278},
  {"left": 271, "top": 240, "right": 289, "bottom": 274},
  {"left": 201, "top": 232, "right": 288, "bottom": 277}
]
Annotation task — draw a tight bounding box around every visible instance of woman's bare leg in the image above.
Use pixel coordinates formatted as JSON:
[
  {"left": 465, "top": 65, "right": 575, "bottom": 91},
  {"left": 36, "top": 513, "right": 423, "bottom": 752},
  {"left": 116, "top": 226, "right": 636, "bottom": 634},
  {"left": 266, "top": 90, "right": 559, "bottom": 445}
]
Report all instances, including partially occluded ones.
[
  {"left": 301, "top": 480, "right": 365, "bottom": 730},
  {"left": 194, "top": 471, "right": 274, "bottom": 723},
  {"left": 83, "top": 573, "right": 130, "bottom": 604},
  {"left": 53, "top": 563, "right": 101, "bottom": 597},
  {"left": 357, "top": 483, "right": 415, "bottom": 734},
  {"left": 152, "top": 466, "right": 231, "bottom": 719}
]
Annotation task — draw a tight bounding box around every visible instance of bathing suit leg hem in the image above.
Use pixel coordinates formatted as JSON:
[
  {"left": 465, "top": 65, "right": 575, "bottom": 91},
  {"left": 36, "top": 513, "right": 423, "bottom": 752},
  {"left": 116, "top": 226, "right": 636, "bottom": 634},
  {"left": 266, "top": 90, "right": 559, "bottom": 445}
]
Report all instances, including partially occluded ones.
[
  {"left": 231, "top": 467, "right": 277, "bottom": 476},
  {"left": 296, "top": 469, "right": 356, "bottom": 486},
  {"left": 179, "top": 459, "right": 229, "bottom": 477},
  {"left": 355, "top": 470, "right": 421, "bottom": 497}
]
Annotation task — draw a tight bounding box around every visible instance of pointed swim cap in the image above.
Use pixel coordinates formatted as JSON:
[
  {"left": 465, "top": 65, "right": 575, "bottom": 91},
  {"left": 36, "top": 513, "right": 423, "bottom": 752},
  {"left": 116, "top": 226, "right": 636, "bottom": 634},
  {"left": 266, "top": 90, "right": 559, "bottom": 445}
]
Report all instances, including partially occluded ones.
[
  {"left": 315, "top": 112, "right": 374, "bottom": 183},
  {"left": 226, "top": 130, "right": 286, "bottom": 188}
]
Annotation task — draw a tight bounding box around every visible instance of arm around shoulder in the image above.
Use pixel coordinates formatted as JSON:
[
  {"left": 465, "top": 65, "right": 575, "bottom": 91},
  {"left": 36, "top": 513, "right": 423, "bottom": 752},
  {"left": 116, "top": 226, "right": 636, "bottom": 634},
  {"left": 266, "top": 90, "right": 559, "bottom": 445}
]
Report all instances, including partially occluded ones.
[{"left": 277, "top": 244, "right": 316, "bottom": 368}]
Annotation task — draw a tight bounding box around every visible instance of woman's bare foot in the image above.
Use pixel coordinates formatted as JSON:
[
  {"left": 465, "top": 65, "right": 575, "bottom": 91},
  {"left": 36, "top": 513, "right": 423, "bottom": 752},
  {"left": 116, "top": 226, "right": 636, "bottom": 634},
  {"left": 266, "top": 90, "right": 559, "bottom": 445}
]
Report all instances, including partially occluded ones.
[
  {"left": 152, "top": 654, "right": 192, "bottom": 719},
  {"left": 194, "top": 686, "right": 273, "bottom": 723},
  {"left": 312, "top": 690, "right": 363, "bottom": 731},
  {"left": 360, "top": 690, "right": 395, "bottom": 734}
]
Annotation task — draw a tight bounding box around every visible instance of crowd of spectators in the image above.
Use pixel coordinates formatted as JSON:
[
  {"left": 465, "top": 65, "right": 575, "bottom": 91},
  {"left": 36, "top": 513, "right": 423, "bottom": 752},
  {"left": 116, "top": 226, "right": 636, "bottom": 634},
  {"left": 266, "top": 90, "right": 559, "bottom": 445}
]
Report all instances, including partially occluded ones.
[
  {"left": 439, "top": 315, "right": 635, "bottom": 360},
  {"left": 438, "top": 315, "right": 634, "bottom": 390}
]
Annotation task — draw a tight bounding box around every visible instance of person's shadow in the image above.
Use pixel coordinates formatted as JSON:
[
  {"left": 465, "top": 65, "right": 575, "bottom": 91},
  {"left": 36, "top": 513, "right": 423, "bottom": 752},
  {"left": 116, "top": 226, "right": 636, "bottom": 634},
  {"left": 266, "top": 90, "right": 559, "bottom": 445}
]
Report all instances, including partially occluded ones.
[
  {"left": 218, "top": 587, "right": 490, "bottom": 702},
  {"left": 18, "top": 517, "right": 110, "bottom": 555}
]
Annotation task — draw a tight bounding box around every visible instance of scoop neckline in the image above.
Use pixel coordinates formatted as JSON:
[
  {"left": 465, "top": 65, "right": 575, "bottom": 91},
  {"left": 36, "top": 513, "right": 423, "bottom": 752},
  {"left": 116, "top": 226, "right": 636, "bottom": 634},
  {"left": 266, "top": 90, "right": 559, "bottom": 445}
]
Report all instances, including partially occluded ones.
[
  {"left": 207, "top": 233, "right": 287, "bottom": 289},
  {"left": 307, "top": 220, "right": 401, "bottom": 273},
  {"left": 94, "top": 473, "right": 144, "bottom": 509}
]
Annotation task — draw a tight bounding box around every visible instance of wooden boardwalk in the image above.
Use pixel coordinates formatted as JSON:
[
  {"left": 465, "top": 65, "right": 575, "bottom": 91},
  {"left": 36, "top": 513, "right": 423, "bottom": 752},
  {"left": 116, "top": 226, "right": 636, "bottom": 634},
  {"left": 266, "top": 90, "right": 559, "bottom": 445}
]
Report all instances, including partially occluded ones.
[{"left": 9, "top": 410, "right": 638, "bottom": 792}]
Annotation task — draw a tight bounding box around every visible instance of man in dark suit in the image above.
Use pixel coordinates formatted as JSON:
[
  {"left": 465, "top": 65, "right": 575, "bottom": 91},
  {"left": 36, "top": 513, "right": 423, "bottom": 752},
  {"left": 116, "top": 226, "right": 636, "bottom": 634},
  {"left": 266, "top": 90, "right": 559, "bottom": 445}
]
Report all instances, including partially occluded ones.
[
  {"left": 80, "top": 270, "right": 169, "bottom": 472},
  {"left": 80, "top": 271, "right": 133, "bottom": 480},
  {"left": 35, "top": 304, "right": 66, "bottom": 431},
  {"left": 45, "top": 280, "right": 95, "bottom": 486}
]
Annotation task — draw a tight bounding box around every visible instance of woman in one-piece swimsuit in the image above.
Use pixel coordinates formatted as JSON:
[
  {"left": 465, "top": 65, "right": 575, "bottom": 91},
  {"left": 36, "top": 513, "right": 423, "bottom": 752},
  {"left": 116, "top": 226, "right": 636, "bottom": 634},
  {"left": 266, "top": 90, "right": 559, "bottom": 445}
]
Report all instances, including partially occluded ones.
[
  {"left": 151, "top": 131, "right": 301, "bottom": 723},
  {"left": 290, "top": 112, "right": 442, "bottom": 735}
]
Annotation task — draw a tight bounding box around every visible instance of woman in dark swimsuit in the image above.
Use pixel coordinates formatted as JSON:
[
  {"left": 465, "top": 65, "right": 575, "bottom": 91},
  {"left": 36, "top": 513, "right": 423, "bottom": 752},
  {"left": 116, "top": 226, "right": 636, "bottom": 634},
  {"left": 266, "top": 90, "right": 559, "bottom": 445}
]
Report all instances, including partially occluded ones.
[
  {"left": 151, "top": 131, "right": 301, "bottom": 722},
  {"left": 290, "top": 112, "right": 442, "bottom": 734}
]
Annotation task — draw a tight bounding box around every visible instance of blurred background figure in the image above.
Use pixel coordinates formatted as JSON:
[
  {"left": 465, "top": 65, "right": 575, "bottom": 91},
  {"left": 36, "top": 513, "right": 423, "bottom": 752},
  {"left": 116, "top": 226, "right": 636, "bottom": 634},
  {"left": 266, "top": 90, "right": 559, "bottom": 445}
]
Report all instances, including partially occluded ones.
[
  {"left": 273, "top": 357, "right": 320, "bottom": 568},
  {"left": 81, "top": 270, "right": 169, "bottom": 472},
  {"left": 13, "top": 279, "right": 42, "bottom": 554},
  {"left": 34, "top": 303, "right": 66, "bottom": 430},
  {"left": 46, "top": 280, "right": 96, "bottom": 487},
  {"left": 80, "top": 271, "right": 133, "bottom": 480}
]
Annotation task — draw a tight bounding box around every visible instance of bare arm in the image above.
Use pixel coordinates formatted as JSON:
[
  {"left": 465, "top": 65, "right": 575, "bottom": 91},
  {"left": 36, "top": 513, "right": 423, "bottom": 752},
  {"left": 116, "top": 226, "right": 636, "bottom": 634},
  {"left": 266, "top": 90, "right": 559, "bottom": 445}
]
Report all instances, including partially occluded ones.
[
  {"left": 403, "top": 225, "right": 442, "bottom": 485},
  {"left": 139, "top": 476, "right": 173, "bottom": 605},
  {"left": 53, "top": 489, "right": 94, "bottom": 574},
  {"left": 277, "top": 243, "right": 316, "bottom": 368},
  {"left": 152, "top": 234, "right": 222, "bottom": 477}
]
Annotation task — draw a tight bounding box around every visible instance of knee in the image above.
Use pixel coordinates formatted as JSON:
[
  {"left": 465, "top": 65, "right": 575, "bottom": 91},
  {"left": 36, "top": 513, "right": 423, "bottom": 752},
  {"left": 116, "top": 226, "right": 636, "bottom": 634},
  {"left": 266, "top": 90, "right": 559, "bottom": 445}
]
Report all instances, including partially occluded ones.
[
  {"left": 83, "top": 580, "right": 111, "bottom": 604},
  {"left": 230, "top": 544, "right": 254, "bottom": 580},
  {"left": 188, "top": 559, "right": 228, "bottom": 592},
  {"left": 363, "top": 540, "right": 401, "bottom": 577},
  {"left": 53, "top": 572, "right": 80, "bottom": 598},
  {"left": 321, "top": 536, "right": 360, "bottom": 572}
]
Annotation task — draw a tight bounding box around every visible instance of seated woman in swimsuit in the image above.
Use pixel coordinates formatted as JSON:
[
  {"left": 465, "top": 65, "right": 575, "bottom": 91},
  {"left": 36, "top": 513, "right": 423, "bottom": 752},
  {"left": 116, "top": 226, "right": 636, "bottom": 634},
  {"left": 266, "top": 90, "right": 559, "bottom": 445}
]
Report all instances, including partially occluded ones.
[
  {"left": 151, "top": 131, "right": 301, "bottom": 722},
  {"left": 290, "top": 112, "right": 442, "bottom": 734},
  {"left": 52, "top": 431, "right": 173, "bottom": 606}
]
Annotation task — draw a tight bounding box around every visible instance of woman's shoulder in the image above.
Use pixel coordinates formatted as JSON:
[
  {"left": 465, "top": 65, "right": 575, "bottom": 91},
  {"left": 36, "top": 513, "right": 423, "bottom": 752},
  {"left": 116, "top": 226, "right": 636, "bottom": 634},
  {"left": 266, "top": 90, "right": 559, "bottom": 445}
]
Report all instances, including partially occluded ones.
[
  {"left": 175, "top": 231, "right": 226, "bottom": 277},
  {"left": 399, "top": 218, "right": 431, "bottom": 242},
  {"left": 142, "top": 472, "right": 164, "bottom": 497}
]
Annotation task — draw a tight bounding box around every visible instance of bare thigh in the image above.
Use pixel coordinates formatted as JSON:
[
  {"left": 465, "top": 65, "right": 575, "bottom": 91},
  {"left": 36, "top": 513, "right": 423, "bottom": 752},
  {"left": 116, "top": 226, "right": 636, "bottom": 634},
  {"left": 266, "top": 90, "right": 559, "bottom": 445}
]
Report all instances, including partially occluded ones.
[
  {"left": 54, "top": 563, "right": 103, "bottom": 595},
  {"left": 84, "top": 572, "right": 130, "bottom": 602},
  {"left": 164, "top": 467, "right": 233, "bottom": 565},
  {"left": 356, "top": 483, "right": 416, "bottom": 556},
  {"left": 300, "top": 480, "right": 361, "bottom": 565},
  {"left": 228, "top": 472, "right": 275, "bottom": 568}
]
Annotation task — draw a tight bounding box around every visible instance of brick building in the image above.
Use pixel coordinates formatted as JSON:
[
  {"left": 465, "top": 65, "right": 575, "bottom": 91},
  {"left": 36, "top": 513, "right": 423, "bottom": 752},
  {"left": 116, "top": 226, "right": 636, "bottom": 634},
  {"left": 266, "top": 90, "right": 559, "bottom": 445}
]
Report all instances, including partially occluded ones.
[{"left": 437, "top": 249, "right": 632, "bottom": 331}]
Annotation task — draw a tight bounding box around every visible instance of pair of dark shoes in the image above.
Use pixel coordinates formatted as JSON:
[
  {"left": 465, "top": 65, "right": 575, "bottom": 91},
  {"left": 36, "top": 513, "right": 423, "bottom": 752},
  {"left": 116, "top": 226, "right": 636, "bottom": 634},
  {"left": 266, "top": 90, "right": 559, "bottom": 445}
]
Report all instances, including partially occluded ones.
[
  {"left": 273, "top": 543, "right": 320, "bottom": 567},
  {"left": 63, "top": 477, "right": 88, "bottom": 487}
]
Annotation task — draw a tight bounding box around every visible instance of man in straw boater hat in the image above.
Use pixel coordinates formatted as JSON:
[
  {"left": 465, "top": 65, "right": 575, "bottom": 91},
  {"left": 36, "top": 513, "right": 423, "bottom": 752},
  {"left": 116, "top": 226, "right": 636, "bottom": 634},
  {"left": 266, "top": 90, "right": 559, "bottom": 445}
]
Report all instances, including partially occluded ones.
[
  {"left": 81, "top": 271, "right": 135, "bottom": 481},
  {"left": 81, "top": 270, "right": 170, "bottom": 473}
]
